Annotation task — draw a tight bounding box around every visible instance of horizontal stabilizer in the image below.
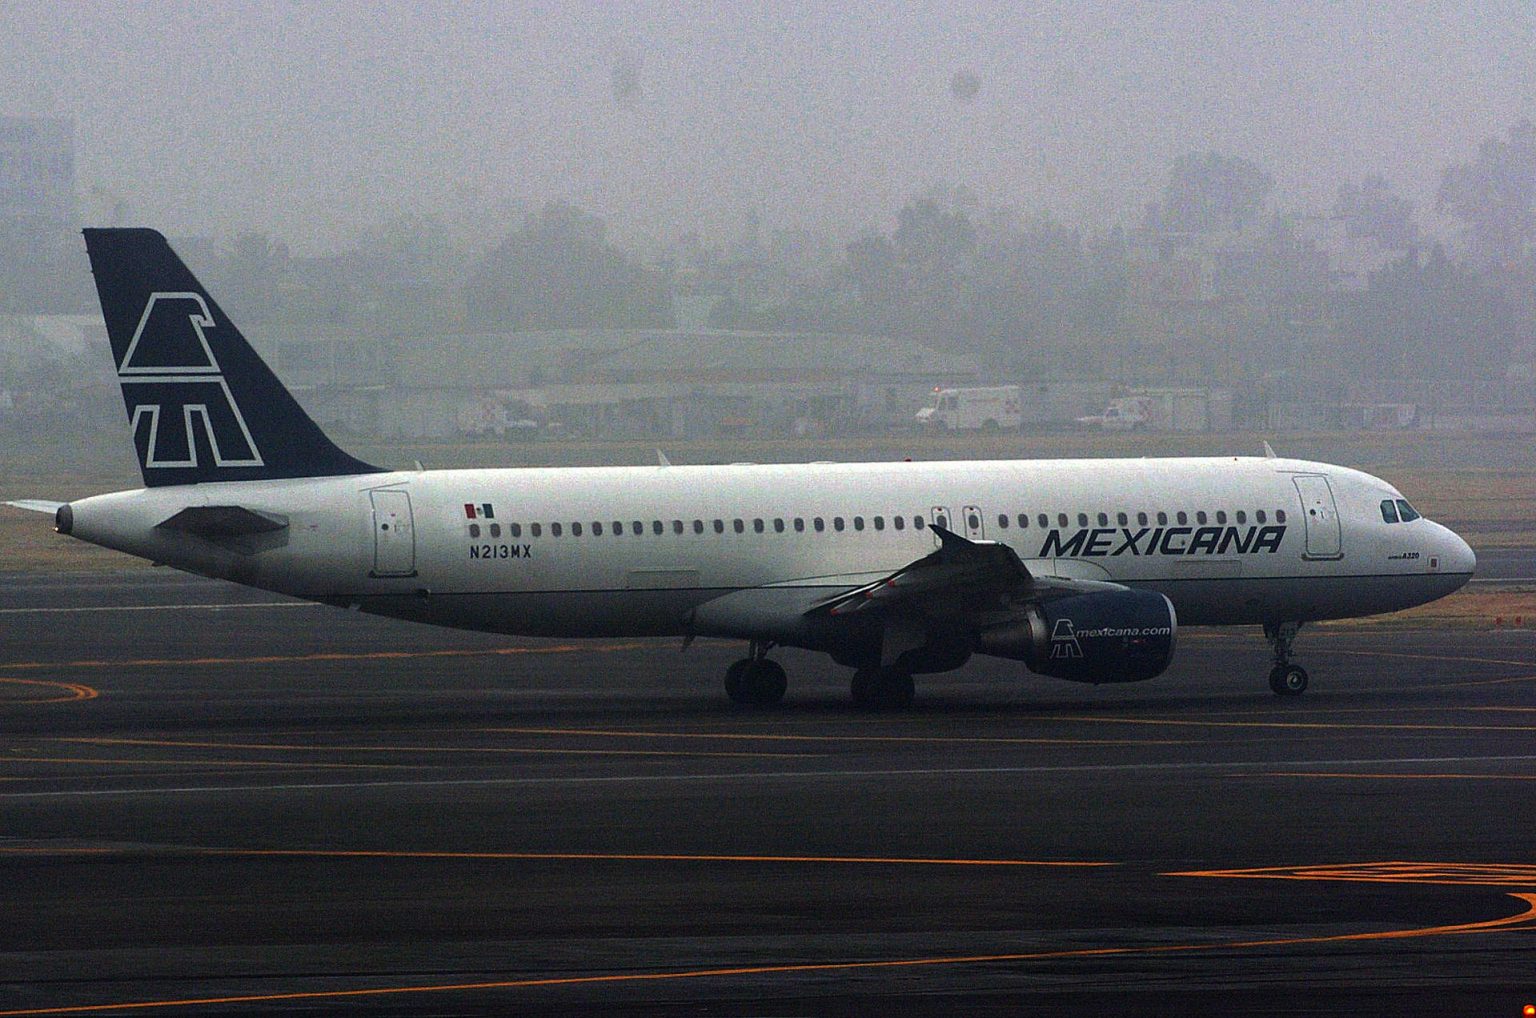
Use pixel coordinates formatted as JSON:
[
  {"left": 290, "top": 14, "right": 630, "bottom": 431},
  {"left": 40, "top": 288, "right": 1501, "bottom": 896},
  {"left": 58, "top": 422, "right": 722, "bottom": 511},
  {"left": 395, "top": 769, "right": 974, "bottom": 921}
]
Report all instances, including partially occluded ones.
[
  {"left": 156, "top": 505, "right": 289, "bottom": 539},
  {"left": 4, "top": 500, "right": 65, "bottom": 514}
]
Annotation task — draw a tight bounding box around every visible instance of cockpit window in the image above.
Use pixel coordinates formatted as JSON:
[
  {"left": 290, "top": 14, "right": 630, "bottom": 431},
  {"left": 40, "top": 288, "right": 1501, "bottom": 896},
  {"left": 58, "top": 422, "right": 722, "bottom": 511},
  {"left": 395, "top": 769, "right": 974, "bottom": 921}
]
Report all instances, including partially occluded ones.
[
  {"left": 1395, "top": 499, "right": 1421, "bottom": 522},
  {"left": 1380, "top": 499, "right": 1399, "bottom": 523}
]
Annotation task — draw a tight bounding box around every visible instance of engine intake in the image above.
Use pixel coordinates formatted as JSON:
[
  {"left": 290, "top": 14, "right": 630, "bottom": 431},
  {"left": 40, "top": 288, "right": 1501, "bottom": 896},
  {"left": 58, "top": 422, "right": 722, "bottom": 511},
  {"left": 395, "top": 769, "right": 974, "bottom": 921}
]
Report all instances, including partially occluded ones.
[{"left": 976, "top": 589, "right": 1177, "bottom": 683}]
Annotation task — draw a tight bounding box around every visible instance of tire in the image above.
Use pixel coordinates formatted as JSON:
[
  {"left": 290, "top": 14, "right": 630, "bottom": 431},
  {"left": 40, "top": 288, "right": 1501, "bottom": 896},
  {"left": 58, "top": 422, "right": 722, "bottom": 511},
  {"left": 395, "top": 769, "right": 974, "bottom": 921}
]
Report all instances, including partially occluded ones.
[
  {"left": 1269, "top": 664, "right": 1308, "bottom": 696},
  {"left": 850, "top": 668, "right": 877, "bottom": 707},
  {"left": 724, "top": 659, "right": 751, "bottom": 704},
  {"left": 748, "top": 659, "right": 787, "bottom": 706}
]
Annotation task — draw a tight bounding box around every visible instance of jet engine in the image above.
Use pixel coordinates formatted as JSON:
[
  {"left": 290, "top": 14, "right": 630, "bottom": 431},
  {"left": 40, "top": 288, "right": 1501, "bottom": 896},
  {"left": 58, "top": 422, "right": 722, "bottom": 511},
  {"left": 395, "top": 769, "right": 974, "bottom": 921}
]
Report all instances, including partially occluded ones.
[{"left": 975, "top": 589, "right": 1176, "bottom": 683}]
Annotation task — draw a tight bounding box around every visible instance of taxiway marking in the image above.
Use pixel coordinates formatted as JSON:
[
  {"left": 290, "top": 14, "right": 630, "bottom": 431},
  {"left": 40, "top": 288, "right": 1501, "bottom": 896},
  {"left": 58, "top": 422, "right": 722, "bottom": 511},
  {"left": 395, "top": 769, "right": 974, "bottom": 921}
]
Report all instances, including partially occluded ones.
[
  {"left": 0, "top": 677, "right": 98, "bottom": 703},
  {"left": 3, "top": 893, "right": 1531, "bottom": 1015}
]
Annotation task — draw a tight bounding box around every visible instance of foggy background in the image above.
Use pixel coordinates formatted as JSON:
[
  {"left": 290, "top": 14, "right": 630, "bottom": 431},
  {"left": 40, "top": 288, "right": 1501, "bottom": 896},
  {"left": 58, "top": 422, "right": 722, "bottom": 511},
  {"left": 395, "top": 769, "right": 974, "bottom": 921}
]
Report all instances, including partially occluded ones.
[{"left": 2, "top": 1, "right": 1534, "bottom": 460}]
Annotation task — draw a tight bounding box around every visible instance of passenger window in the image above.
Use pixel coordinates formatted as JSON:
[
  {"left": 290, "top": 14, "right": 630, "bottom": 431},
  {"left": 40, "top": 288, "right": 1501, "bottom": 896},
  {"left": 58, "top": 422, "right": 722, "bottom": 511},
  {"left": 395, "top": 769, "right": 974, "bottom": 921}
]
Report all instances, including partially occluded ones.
[
  {"left": 510, "top": 523, "right": 522, "bottom": 538},
  {"left": 633, "top": 521, "right": 643, "bottom": 535},
  {"left": 774, "top": 518, "right": 785, "bottom": 533},
  {"left": 1176, "top": 512, "right": 1187, "bottom": 525},
  {"left": 794, "top": 518, "right": 805, "bottom": 532},
  {"left": 1097, "top": 512, "right": 1108, "bottom": 527},
  {"left": 592, "top": 522, "right": 603, "bottom": 536},
  {"left": 753, "top": 519, "right": 764, "bottom": 533},
  {"left": 1276, "top": 509, "right": 1286, "bottom": 523},
  {"left": 1078, "top": 513, "right": 1089, "bottom": 527},
  {"left": 733, "top": 519, "right": 744, "bottom": 534},
  {"left": 572, "top": 522, "right": 583, "bottom": 536},
  {"left": 551, "top": 522, "right": 563, "bottom": 537},
  {"left": 853, "top": 516, "right": 865, "bottom": 531},
  {"left": 490, "top": 524, "right": 501, "bottom": 538},
  {"left": 652, "top": 521, "right": 663, "bottom": 535},
  {"left": 1215, "top": 511, "right": 1226, "bottom": 525},
  {"left": 814, "top": 518, "right": 825, "bottom": 532},
  {"left": 693, "top": 520, "right": 704, "bottom": 534},
  {"left": 894, "top": 516, "right": 905, "bottom": 531},
  {"left": 1157, "top": 512, "right": 1168, "bottom": 526},
  {"left": 469, "top": 523, "right": 481, "bottom": 538},
  {"left": 834, "top": 517, "right": 845, "bottom": 532},
  {"left": 914, "top": 516, "right": 926, "bottom": 530},
  {"left": 714, "top": 520, "right": 725, "bottom": 534},
  {"left": 1196, "top": 511, "right": 1207, "bottom": 525},
  {"left": 1395, "top": 499, "right": 1420, "bottom": 522},
  {"left": 1117, "top": 512, "right": 1128, "bottom": 526},
  {"left": 1057, "top": 513, "right": 1068, "bottom": 527},
  {"left": 1038, "top": 514, "right": 1049, "bottom": 528},
  {"left": 1137, "top": 511, "right": 1148, "bottom": 526},
  {"left": 613, "top": 521, "right": 623, "bottom": 536},
  {"left": 997, "top": 514, "right": 1009, "bottom": 529},
  {"left": 1235, "top": 510, "right": 1246, "bottom": 524},
  {"left": 1256, "top": 510, "right": 1267, "bottom": 524},
  {"left": 1380, "top": 499, "right": 1399, "bottom": 523},
  {"left": 1018, "top": 514, "right": 1029, "bottom": 529},
  {"left": 673, "top": 520, "right": 684, "bottom": 534},
  {"left": 965, "top": 511, "right": 979, "bottom": 530},
  {"left": 531, "top": 523, "right": 542, "bottom": 538},
  {"left": 934, "top": 514, "right": 947, "bottom": 529},
  {"left": 873, "top": 516, "right": 885, "bottom": 531}
]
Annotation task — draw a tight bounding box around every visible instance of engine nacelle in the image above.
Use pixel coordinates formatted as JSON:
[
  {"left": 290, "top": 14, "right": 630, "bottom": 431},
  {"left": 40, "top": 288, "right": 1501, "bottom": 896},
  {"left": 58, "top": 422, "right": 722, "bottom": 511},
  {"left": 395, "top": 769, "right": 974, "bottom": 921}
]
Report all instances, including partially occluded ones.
[{"left": 975, "top": 589, "right": 1177, "bottom": 683}]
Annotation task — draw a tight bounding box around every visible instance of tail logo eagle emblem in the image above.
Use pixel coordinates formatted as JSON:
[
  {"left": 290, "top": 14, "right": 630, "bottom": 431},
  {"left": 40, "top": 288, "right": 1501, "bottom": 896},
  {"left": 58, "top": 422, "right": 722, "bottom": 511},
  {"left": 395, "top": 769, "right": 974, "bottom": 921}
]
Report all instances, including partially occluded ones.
[{"left": 117, "top": 292, "right": 264, "bottom": 469}]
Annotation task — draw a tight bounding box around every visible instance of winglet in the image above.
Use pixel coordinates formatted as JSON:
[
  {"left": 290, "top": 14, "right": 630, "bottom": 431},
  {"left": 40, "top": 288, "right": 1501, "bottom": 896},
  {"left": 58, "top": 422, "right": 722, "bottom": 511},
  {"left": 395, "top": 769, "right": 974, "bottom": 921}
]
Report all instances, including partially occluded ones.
[
  {"left": 1262, "top": 441, "right": 1277, "bottom": 459},
  {"left": 657, "top": 449, "right": 672, "bottom": 467}
]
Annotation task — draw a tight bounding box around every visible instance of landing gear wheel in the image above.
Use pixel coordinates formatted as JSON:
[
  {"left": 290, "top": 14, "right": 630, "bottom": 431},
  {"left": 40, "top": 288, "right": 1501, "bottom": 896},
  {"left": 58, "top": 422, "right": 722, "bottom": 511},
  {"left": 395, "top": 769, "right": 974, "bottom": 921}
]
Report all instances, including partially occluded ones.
[
  {"left": 725, "top": 657, "right": 786, "bottom": 706},
  {"left": 850, "top": 669, "right": 876, "bottom": 707},
  {"left": 724, "top": 659, "right": 751, "bottom": 704},
  {"left": 850, "top": 667, "right": 915, "bottom": 709},
  {"left": 1269, "top": 664, "right": 1308, "bottom": 696}
]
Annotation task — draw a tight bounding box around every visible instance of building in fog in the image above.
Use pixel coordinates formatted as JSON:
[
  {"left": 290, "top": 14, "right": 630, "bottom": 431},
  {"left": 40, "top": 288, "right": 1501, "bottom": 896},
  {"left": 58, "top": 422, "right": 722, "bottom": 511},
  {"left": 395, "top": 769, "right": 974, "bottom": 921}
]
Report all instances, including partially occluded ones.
[
  {"left": 0, "top": 116, "right": 77, "bottom": 312},
  {"left": 255, "top": 328, "right": 983, "bottom": 440}
]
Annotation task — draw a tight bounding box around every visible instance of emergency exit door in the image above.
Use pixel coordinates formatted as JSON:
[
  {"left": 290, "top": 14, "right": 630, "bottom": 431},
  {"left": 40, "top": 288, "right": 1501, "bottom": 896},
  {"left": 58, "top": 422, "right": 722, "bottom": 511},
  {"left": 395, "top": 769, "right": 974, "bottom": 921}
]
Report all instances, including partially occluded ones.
[{"left": 370, "top": 489, "right": 416, "bottom": 577}]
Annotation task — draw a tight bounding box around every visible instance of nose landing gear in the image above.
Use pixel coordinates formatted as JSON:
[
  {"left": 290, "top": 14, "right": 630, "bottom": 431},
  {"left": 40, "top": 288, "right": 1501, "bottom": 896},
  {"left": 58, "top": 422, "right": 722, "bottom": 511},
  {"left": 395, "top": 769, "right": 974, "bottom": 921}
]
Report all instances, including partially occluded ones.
[
  {"left": 723, "top": 641, "right": 787, "bottom": 706},
  {"left": 1264, "top": 621, "right": 1309, "bottom": 696}
]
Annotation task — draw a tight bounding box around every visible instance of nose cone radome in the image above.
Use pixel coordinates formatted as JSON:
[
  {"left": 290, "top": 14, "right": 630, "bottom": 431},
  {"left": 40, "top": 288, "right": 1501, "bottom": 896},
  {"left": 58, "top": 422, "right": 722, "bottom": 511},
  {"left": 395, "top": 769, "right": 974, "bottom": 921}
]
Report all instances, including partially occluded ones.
[{"left": 1446, "top": 527, "right": 1476, "bottom": 579}]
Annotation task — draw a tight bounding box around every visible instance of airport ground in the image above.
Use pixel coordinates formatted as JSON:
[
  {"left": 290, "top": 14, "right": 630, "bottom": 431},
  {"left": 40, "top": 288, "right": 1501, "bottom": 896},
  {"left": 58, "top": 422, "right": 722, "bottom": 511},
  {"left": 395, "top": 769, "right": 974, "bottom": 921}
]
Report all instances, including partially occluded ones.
[
  {"left": 2, "top": 428, "right": 1533, "bottom": 1014},
  {"left": 1, "top": 564, "right": 1534, "bottom": 1016}
]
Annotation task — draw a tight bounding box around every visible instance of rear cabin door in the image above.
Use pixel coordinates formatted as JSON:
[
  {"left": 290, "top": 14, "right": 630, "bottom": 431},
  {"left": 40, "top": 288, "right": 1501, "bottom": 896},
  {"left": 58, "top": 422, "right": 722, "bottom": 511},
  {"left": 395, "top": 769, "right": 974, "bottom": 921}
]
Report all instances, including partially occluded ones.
[
  {"left": 370, "top": 489, "right": 416, "bottom": 577},
  {"left": 1292, "top": 474, "right": 1342, "bottom": 560}
]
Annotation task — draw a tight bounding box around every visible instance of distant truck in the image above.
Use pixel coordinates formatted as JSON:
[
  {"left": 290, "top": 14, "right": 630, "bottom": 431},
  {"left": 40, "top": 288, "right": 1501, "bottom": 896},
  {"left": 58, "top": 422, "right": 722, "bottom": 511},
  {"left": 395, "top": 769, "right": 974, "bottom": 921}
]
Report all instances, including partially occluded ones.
[
  {"left": 1077, "top": 388, "right": 1232, "bottom": 432},
  {"left": 915, "top": 386, "right": 1021, "bottom": 432}
]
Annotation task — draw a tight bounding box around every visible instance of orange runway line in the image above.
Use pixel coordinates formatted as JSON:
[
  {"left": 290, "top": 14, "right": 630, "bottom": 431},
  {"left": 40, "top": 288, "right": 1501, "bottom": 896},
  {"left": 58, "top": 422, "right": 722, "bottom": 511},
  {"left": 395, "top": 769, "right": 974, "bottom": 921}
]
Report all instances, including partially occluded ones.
[
  {"left": 0, "top": 677, "right": 99, "bottom": 703},
  {"left": 2, "top": 893, "right": 1531, "bottom": 1016}
]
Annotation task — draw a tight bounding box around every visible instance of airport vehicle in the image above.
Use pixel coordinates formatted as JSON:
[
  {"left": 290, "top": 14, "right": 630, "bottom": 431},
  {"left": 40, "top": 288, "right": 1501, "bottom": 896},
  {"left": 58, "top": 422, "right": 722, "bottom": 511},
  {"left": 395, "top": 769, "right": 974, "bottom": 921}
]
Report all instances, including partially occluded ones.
[
  {"left": 7, "top": 230, "right": 1476, "bottom": 707},
  {"left": 1076, "top": 388, "right": 1229, "bottom": 432},
  {"left": 915, "top": 385, "right": 1021, "bottom": 432}
]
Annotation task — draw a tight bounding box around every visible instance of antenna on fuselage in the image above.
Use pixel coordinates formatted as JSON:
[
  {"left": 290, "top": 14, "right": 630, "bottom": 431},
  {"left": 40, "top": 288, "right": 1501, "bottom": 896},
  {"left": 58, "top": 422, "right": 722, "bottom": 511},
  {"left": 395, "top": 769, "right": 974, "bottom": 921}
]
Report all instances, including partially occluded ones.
[
  {"left": 657, "top": 449, "right": 672, "bottom": 467},
  {"left": 1262, "top": 441, "right": 1278, "bottom": 459}
]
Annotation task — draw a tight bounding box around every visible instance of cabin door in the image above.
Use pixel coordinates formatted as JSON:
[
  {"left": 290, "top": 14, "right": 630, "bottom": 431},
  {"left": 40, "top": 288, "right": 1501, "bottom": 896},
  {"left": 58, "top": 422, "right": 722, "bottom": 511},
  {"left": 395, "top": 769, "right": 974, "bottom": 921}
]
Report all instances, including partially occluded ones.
[
  {"left": 1292, "top": 474, "right": 1342, "bottom": 560},
  {"left": 370, "top": 489, "right": 417, "bottom": 577}
]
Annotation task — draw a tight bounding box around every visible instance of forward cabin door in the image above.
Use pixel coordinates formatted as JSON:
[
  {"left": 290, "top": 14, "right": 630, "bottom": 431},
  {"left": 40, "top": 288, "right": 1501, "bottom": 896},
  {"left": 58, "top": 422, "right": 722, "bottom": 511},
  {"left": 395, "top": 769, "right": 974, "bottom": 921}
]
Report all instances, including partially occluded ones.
[
  {"left": 370, "top": 489, "right": 416, "bottom": 577},
  {"left": 1292, "top": 474, "right": 1342, "bottom": 560}
]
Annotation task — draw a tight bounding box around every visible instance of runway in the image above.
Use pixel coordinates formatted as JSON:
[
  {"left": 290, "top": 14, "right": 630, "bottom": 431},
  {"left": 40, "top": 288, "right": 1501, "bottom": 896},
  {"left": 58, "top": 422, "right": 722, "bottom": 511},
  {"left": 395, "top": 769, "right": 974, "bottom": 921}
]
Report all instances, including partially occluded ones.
[{"left": 2, "top": 572, "right": 1534, "bottom": 1015}]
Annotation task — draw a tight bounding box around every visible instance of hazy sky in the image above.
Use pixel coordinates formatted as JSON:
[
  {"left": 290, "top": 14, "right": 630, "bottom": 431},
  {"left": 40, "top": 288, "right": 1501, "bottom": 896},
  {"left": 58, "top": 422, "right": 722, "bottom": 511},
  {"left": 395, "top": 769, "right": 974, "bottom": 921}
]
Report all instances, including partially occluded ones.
[{"left": 4, "top": 1, "right": 1533, "bottom": 254}]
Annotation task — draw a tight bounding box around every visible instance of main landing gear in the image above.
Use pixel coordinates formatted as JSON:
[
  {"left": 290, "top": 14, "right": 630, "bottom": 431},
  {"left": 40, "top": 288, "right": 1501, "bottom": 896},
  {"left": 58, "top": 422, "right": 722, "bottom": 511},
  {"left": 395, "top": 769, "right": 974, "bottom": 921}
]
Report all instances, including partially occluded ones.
[
  {"left": 1264, "top": 621, "right": 1308, "bottom": 696},
  {"left": 850, "top": 666, "right": 916, "bottom": 710},
  {"left": 724, "top": 641, "right": 787, "bottom": 706}
]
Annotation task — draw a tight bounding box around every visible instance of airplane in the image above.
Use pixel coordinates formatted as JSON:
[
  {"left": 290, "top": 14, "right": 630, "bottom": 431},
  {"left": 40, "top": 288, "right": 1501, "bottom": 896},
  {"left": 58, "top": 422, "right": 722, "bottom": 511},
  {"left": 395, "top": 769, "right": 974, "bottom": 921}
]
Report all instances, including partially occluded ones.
[{"left": 6, "top": 228, "right": 1476, "bottom": 708}]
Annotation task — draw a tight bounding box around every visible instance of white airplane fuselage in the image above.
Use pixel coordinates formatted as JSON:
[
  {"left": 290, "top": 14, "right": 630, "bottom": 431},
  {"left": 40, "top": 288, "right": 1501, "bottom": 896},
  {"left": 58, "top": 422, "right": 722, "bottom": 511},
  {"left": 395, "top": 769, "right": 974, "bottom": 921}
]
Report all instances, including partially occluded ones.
[{"left": 64, "top": 454, "right": 1474, "bottom": 638}]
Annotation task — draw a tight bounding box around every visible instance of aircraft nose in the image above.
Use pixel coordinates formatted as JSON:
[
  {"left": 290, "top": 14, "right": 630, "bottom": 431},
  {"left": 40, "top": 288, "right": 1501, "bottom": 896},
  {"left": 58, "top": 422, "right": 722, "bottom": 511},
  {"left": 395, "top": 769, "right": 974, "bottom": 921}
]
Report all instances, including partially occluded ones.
[{"left": 1441, "top": 526, "right": 1476, "bottom": 577}]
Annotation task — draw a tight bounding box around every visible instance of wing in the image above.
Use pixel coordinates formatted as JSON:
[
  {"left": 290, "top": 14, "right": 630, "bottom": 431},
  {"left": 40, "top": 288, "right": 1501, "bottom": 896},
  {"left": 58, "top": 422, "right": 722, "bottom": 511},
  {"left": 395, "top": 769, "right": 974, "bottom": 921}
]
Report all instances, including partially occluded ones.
[
  {"left": 688, "top": 526, "right": 1125, "bottom": 657},
  {"left": 810, "top": 524, "right": 1120, "bottom": 621}
]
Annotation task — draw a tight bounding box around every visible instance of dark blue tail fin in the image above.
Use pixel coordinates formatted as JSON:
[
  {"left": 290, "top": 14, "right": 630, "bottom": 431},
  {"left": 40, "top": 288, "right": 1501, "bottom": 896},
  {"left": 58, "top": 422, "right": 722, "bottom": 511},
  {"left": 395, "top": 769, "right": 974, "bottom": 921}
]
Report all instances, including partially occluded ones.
[{"left": 82, "top": 228, "right": 381, "bottom": 487}]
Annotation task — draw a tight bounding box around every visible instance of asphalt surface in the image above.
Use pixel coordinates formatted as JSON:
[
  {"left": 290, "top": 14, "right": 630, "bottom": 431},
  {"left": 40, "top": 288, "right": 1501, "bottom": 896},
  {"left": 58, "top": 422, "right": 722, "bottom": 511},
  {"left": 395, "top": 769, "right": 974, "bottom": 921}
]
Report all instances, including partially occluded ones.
[{"left": 1, "top": 572, "right": 1534, "bottom": 1016}]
